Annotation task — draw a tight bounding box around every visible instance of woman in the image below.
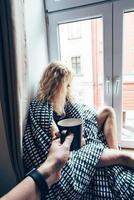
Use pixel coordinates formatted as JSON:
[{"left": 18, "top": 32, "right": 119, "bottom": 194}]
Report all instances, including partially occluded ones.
[{"left": 23, "top": 61, "right": 134, "bottom": 200}]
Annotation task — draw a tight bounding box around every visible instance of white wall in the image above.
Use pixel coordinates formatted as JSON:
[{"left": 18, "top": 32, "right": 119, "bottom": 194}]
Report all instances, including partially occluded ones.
[{"left": 23, "top": 0, "right": 48, "bottom": 127}]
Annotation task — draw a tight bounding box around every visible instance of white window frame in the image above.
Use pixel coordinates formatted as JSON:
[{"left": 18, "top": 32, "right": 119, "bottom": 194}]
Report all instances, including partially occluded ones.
[
  {"left": 113, "top": 0, "right": 134, "bottom": 148},
  {"left": 45, "top": 0, "right": 109, "bottom": 12}
]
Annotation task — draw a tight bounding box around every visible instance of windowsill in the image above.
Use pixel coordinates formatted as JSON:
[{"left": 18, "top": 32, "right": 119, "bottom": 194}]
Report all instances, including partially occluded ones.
[{"left": 121, "top": 148, "right": 134, "bottom": 152}]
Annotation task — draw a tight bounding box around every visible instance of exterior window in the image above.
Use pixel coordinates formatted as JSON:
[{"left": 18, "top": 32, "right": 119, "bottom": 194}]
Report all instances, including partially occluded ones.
[
  {"left": 71, "top": 56, "right": 81, "bottom": 75},
  {"left": 59, "top": 18, "right": 103, "bottom": 107},
  {"left": 68, "top": 22, "right": 81, "bottom": 39}
]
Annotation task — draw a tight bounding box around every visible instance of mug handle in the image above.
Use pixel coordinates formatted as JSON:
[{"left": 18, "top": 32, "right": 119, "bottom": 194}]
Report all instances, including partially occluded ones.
[{"left": 60, "top": 130, "right": 68, "bottom": 143}]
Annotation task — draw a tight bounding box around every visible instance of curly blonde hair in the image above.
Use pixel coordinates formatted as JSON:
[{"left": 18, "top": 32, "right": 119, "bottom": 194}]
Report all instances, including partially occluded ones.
[{"left": 37, "top": 61, "right": 73, "bottom": 102}]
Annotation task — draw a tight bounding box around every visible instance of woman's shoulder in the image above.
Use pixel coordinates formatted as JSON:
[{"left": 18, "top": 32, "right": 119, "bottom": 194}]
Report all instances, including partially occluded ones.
[
  {"left": 29, "top": 97, "right": 52, "bottom": 112},
  {"left": 66, "top": 99, "right": 93, "bottom": 110},
  {"left": 65, "top": 100, "right": 85, "bottom": 115},
  {"left": 30, "top": 97, "right": 49, "bottom": 106},
  {"left": 65, "top": 100, "right": 96, "bottom": 119}
]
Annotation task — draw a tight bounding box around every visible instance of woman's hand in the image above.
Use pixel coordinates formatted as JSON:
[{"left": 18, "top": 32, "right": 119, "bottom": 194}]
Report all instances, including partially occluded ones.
[
  {"left": 81, "top": 134, "right": 86, "bottom": 147},
  {"left": 51, "top": 120, "right": 59, "bottom": 138}
]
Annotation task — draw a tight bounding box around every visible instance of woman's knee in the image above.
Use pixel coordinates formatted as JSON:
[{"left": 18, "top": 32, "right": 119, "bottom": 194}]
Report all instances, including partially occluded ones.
[
  {"left": 102, "top": 106, "right": 116, "bottom": 118},
  {"left": 97, "top": 106, "right": 116, "bottom": 128}
]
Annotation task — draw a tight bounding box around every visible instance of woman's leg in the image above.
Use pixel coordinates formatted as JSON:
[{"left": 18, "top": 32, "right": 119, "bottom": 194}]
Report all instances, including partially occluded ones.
[
  {"left": 97, "top": 106, "right": 118, "bottom": 149},
  {"left": 96, "top": 148, "right": 134, "bottom": 169}
]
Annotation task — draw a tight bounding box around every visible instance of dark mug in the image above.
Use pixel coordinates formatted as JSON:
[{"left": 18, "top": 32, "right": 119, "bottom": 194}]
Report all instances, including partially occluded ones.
[{"left": 57, "top": 118, "right": 83, "bottom": 151}]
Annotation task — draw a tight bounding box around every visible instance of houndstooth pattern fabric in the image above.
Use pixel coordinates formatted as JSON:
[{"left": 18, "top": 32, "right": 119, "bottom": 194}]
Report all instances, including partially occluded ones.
[{"left": 23, "top": 98, "right": 134, "bottom": 200}]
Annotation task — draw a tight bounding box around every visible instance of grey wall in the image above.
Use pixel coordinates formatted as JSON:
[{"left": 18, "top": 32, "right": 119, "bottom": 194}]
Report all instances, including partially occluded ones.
[{"left": 0, "top": 0, "right": 48, "bottom": 196}]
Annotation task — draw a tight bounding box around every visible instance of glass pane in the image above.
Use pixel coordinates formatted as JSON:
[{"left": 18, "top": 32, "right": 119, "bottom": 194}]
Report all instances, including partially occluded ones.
[
  {"left": 58, "top": 18, "right": 103, "bottom": 108},
  {"left": 122, "top": 11, "right": 134, "bottom": 142}
]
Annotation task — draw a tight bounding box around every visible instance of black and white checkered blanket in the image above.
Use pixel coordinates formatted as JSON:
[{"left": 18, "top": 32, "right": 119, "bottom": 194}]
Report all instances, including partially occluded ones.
[{"left": 23, "top": 98, "right": 134, "bottom": 200}]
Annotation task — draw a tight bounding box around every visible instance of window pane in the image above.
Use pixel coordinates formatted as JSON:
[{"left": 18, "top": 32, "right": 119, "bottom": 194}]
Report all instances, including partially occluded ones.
[
  {"left": 122, "top": 11, "right": 134, "bottom": 142},
  {"left": 71, "top": 56, "right": 81, "bottom": 75},
  {"left": 59, "top": 18, "right": 103, "bottom": 108}
]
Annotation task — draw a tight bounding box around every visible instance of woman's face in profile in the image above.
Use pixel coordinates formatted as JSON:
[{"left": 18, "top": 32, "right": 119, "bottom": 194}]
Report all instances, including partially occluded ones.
[{"left": 60, "top": 77, "right": 71, "bottom": 98}]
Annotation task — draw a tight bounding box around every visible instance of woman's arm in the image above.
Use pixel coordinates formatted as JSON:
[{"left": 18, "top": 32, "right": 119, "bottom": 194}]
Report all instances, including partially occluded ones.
[{"left": 1, "top": 134, "right": 73, "bottom": 200}]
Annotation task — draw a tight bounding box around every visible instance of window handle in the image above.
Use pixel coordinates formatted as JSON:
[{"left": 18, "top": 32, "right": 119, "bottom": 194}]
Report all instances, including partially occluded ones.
[
  {"left": 114, "top": 77, "right": 120, "bottom": 95},
  {"left": 106, "top": 78, "right": 111, "bottom": 95}
]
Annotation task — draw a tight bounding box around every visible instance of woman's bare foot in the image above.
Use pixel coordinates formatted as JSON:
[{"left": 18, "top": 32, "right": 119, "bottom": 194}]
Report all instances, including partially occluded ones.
[
  {"left": 96, "top": 148, "right": 134, "bottom": 168},
  {"left": 121, "top": 151, "right": 134, "bottom": 169}
]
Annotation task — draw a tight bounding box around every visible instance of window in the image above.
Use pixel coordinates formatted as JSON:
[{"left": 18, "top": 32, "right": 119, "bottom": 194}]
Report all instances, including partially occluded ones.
[
  {"left": 47, "top": 0, "right": 134, "bottom": 148},
  {"left": 71, "top": 56, "right": 81, "bottom": 75},
  {"left": 68, "top": 22, "right": 81, "bottom": 39},
  {"left": 58, "top": 17, "right": 104, "bottom": 106},
  {"left": 122, "top": 11, "right": 134, "bottom": 142}
]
